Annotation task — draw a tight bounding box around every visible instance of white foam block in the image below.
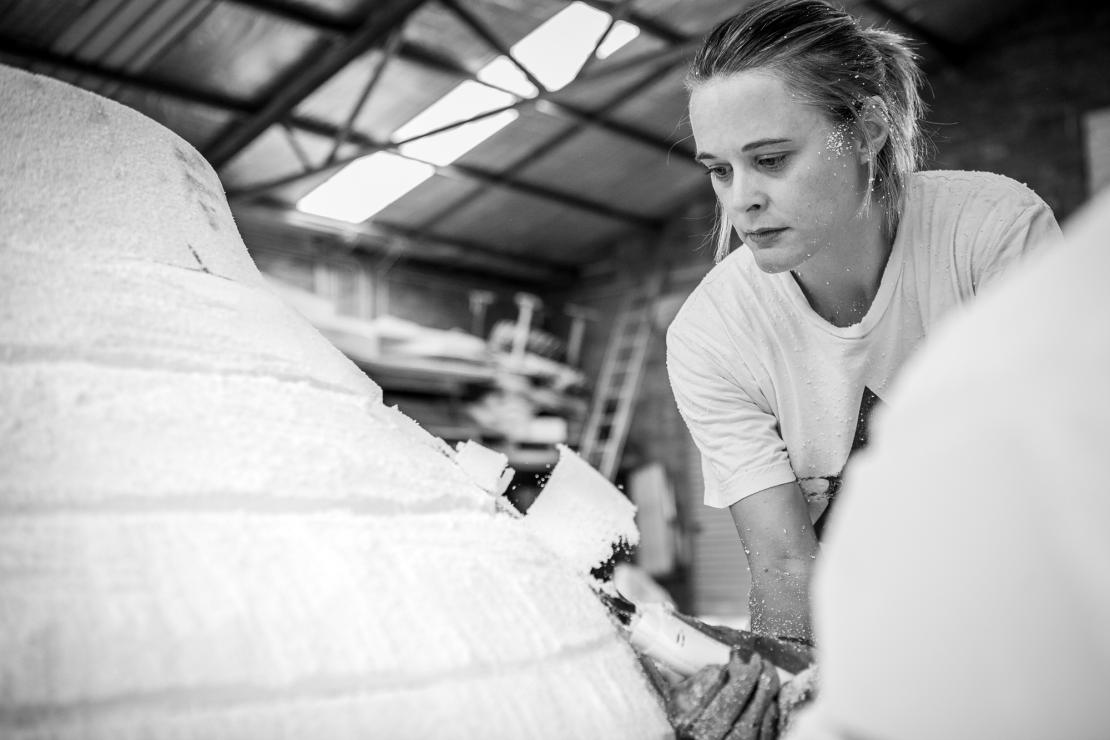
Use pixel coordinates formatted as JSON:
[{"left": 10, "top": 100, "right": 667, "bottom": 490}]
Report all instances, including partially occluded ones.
[
  {"left": 523, "top": 445, "right": 640, "bottom": 574},
  {"left": 0, "top": 64, "right": 670, "bottom": 739},
  {"left": 454, "top": 441, "right": 512, "bottom": 496}
]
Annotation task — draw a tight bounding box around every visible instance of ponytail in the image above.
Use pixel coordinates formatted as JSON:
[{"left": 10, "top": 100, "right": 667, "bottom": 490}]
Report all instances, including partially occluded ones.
[{"left": 859, "top": 26, "right": 926, "bottom": 233}]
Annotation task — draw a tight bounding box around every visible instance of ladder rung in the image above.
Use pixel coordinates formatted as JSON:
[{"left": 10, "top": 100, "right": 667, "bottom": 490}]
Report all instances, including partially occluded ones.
[{"left": 579, "top": 269, "right": 668, "bottom": 480}]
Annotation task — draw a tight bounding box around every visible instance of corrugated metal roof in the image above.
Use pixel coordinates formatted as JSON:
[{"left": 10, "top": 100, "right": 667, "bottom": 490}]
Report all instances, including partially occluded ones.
[
  {"left": 376, "top": 172, "right": 486, "bottom": 229},
  {"left": 454, "top": 106, "right": 576, "bottom": 170},
  {"left": 145, "top": 3, "right": 325, "bottom": 104},
  {"left": 297, "top": 53, "right": 460, "bottom": 142},
  {"left": 431, "top": 184, "right": 630, "bottom": 262},
  {"left": 518, "top": 126, "right": 703, "bottom": 216},
  {"left": 0, "top": 0, "right": 1048, "bottom": 284}
]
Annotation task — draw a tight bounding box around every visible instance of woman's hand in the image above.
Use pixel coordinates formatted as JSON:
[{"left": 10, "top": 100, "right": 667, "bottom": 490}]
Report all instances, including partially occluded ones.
[
  {"left": 666, "top": 647, "right": 781, "bottom": 740},
  {"left": 729, "top": 482, "right": 819, "bottom": 644}
]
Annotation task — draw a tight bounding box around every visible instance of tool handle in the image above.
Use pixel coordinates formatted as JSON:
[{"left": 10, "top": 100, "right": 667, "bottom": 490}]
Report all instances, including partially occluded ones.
[{"left": 627, "top": 603, "right": 732, "bottom": 677}]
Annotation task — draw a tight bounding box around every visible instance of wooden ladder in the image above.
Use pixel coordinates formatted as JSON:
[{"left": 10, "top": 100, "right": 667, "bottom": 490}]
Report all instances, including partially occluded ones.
[{"left": 578, "top": 269, "right": 666, "bottom": 481}]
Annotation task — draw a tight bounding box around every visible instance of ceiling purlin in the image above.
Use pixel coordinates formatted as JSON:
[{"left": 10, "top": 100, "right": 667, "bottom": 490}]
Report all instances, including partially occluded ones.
[
  {"left": 280, "top": 121, "right": 316, "bottom": 170},
  {"left": 324, "top": 28, "right": 404, "bottom": 165},
  {"left": 434, "top": 161, "right": 660, "bottom": 229},
  {"left": 388, "top": 96, "right": 521, "bottom": 147},
  {"left": 436, "top": 0, "right": 548, "bottom": 93},
  {"left": 574, "top": 37, "right": 700, "bottom": 85},
  {"left": 224, "top": 0, "right": 356, "bottom": 37},
  {"left": 233, "top": 201, "right": 577, "bottom": 284},
  {"left": 571, "top": 0, "right": 686, "bottom": 45},
  {"left": 576, "top": 0, "right": 638, "bottom": 79},
  {"left": 227, "top": 98, "right": 524, "bottom": 192},
  {"left": 202, "top": 0, "right": 430, "bottom": 168},
  {"left": 0, "top": 32, "right": 253, "bottom": 115}
]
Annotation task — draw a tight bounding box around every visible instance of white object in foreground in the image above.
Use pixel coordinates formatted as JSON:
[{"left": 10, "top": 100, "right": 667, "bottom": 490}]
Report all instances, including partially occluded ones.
[
  {"left": 524, "top": 444, "right": 641, "bottom": 575},
  {"left": 0, "top": 64, "right": 669, "bottom": 740}
]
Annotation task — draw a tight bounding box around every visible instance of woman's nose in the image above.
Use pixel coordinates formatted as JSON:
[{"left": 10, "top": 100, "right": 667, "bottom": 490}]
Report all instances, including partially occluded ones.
[{"left": 727, "top": 173, "right": 767, "bottom": 214}]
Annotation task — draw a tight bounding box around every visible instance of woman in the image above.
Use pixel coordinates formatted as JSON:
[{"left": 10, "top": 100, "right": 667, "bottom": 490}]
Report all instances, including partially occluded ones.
[{"left": 667, "top": 0, "right": 1060, "bottom": 645}]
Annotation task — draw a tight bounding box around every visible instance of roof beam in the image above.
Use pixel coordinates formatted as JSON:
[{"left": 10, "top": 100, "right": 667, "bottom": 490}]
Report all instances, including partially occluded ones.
[
  {"left": 202, "top": 0, "right": 429, "bottom": 168},
  {"left": 232, "top": 201, "right": 577, "bottom": 285},
  {"left": 235, "top": 113, "right": 661, "bottom": 229},
  {"left": 576, "top": 0, "right": 637, "bottom": 79},
  {"left": 325, "top": 27, "right": 403, "bottom": 164},
  {"left": 0, "top": 33, "right": 253, "bottom": 114},
  {"left": 235, "top": 0, "right": 687, "bottom": 48},
  {"left": 574, "top": 37, "right": 700, "bottom": 85},
  {"left": 569, "top": 0, "right": 686, "bottom": 45},
  {"left": 436, "top": 0, "right": 549, "bottom": 94},
  {"left": 398, "top": 40, "right": 692, "bottom": 158},
  {"left": 224, "top": 0, "right": 355, "bottom": 36}
]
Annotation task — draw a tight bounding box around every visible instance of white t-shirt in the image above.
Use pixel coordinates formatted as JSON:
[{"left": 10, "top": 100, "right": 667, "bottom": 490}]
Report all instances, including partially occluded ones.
[
  {"left": 667, "top": 170, "right": 1060, "bottom": 510},
  {"left": 785, "top": 189, "right": 1110, "bottom": 740}
]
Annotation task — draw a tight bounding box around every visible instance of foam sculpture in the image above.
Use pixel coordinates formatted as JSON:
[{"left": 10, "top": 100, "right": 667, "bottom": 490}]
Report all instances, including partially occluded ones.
[{"left": 0, "top": 64, "right": 671, "bottom": 739}]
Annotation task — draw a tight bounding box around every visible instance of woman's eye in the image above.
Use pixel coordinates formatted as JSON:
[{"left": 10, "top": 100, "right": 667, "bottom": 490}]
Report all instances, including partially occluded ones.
[
  {"left": 756, "top": 154, "right": 788, "bottom": 170},
  {"left": 705, "top": 165, "right": 730, "bottom": 180}
]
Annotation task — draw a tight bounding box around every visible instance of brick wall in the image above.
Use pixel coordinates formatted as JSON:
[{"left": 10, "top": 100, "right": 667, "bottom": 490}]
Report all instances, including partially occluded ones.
[{"left": 924, "top": 3, "right": 1110, "bottom": 219}]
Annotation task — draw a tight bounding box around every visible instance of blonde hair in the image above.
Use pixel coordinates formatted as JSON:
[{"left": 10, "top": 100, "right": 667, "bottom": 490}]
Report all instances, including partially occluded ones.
[{"left": 687, "top": 0, "right": 926, "bottom": 262}]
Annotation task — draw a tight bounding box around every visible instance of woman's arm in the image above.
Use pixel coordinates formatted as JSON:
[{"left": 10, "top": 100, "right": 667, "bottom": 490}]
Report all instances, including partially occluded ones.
[{"left": 730, "top": 481, "right": 819, "bottom": 644}]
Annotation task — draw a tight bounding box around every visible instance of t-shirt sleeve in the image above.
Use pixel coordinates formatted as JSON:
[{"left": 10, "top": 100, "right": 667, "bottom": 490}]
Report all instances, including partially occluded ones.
[
  {"left": 968, "top": 186, "right": 1062, "bottom": 294},
  {"left": 666, "top": 308, "right": 796, "bottom": 509}
]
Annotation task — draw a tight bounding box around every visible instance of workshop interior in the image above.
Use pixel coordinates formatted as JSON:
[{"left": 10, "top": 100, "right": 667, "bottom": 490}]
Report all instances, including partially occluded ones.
[{"left": 2, "top": 0, "right": 1108, "bottom": 737}]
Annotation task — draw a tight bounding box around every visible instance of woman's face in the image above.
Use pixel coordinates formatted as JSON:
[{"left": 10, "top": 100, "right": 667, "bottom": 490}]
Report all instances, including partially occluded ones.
[{"left": 689, "top": 70, "right": 873, "bottom": 274}]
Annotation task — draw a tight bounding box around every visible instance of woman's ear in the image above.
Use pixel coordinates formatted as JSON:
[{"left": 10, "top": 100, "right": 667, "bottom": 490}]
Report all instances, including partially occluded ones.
[{"left": 856, "top": 95, "right": 890, "bottom": 163}]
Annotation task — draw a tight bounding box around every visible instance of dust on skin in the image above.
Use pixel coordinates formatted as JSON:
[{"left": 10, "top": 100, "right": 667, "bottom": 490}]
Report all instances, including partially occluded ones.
[{"left": 823, "top": 121, "right": 852, "bottom": 158}]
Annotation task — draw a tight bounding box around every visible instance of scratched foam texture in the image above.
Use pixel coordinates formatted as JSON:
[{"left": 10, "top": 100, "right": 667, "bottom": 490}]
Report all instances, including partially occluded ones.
[
  {"left": 524, "top": 446, "right": 641, "bottom": 575},
  {"left": 0, "top": 65, "right": 670, "bottom": 739}
]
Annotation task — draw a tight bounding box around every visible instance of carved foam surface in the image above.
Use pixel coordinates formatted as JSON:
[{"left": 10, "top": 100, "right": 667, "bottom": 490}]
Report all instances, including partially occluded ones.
[{"left": 0, "top": 65, "right": 670, "bottom": 738}]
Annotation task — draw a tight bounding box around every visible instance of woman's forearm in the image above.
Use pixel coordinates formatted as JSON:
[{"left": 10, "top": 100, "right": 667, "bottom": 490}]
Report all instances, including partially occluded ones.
[
  {"left": 729, "top": 482, "right": 820, "bottom": 643},
  {"left": 748, "top": 561, "right": 815, "bottom": 643}
]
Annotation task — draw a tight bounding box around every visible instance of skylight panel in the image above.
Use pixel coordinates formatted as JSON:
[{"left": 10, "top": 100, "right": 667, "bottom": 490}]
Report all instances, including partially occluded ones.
[
  {"left": 476, "top": 56, "right": 539, "bottom": 98},
  {"left": 511, "top": 1, "right": 640, "bottom": 92},
  {"left": 596, "top": 20, "right": 640, "bottom": 60},
  {"left": 394, "top": 80, "right": 519, "bottom": 166},
  {"left": 296, "top": 2, "right": 641, "bottom": 225},
  {"left": 296, "top": 151, "right": 435, "bottom": 223},
  {"left": 398, "top": 108, "right": 519, "bottom": 167}
]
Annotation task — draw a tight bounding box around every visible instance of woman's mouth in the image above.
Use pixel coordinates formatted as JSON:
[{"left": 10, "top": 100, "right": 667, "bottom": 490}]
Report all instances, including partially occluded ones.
[{"left": 742, "top": 227, "right": 788, "bottom": 248}]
